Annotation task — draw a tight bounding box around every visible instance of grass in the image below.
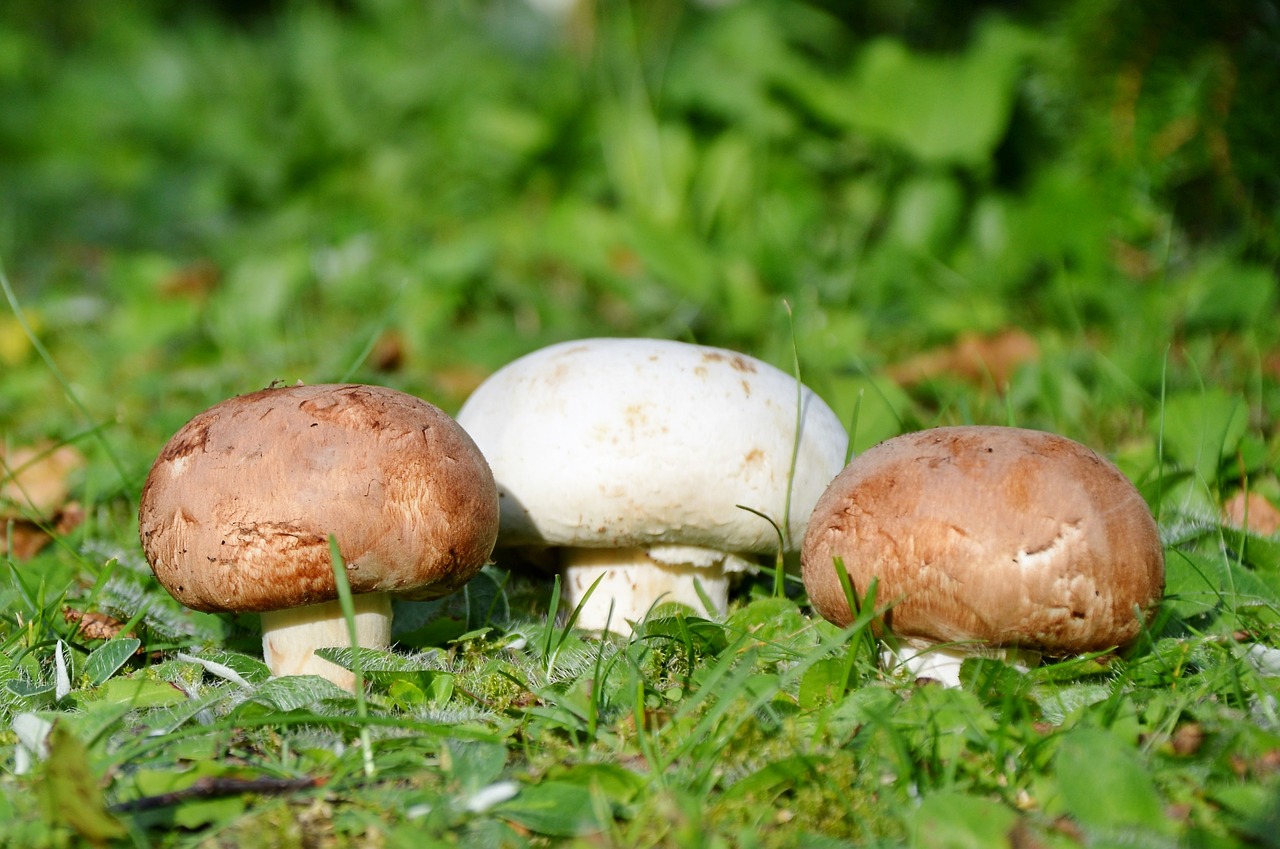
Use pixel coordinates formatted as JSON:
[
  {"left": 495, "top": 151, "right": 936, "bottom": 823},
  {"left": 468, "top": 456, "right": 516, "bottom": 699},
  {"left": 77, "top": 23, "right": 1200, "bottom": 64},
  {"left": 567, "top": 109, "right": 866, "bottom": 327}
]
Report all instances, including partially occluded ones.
[{"left": 2, "top": 0, "right": 1280, "bottom": 846}]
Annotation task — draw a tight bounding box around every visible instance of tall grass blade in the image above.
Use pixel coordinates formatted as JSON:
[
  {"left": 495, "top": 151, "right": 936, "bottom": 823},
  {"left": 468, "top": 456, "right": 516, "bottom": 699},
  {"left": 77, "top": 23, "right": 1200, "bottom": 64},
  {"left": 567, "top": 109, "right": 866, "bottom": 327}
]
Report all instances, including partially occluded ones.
[
  {"left": 0, "top": 262, "right": 131, "bottom": 491},
  {"left": 736, "top": 504, "right": 787, "bottom": 597},
  {"left": 782, "top": 300, "right": 803, "bottom": 550},
  {"left": 328, "top": 536, "right": 374, "bottom": 777},
  {"left": 846, "top": 389, "right": 862, "bottom": 465}
]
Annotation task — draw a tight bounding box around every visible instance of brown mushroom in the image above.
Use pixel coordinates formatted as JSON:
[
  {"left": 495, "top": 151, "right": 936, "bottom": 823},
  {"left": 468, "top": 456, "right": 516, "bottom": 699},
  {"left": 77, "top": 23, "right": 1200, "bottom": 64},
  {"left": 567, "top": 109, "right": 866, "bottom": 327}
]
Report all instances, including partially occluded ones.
[
  {"left": 139, "top": 384, "right": 499, "bottom": 690},
  {"left": 801, "top": 426, "right": 1164, "bottom": 684}
]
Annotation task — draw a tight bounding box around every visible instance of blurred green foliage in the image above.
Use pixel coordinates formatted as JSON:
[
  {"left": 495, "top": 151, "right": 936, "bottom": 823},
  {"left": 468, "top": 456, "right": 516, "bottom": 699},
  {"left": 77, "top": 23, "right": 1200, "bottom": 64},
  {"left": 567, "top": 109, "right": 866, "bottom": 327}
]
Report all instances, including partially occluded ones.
[
  {"left": 1, "top": 0, "right": 1277, "bottom": 470},
  {"left": 3, "top": 6, "right": 1280, "bottom": 847}
]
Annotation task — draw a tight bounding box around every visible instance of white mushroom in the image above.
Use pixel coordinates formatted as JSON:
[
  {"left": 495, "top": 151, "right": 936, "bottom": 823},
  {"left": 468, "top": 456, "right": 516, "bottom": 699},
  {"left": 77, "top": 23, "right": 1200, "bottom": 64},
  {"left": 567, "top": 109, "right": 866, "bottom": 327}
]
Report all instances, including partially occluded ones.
[
  {"left": 801, "top": 426, "right": 1166, "bottom": 686},
  {"left": 139, "top": 384, "right": 499, "bottom": 690},
  {"left": 457, "top": 338, "right": 848, "bottom": 633}
]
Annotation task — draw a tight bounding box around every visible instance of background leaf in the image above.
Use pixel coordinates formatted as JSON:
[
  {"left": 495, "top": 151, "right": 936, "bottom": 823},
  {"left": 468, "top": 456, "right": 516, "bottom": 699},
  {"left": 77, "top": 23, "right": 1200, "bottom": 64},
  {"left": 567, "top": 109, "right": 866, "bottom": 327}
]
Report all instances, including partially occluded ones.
[
  {"left": 39, "top": 723, "right": 127, "bottom": 843},
  {"left": 910, "top": 792, "right": 1017, "bottom": 849},
  {"left": 1051, "top": 728, "right": 1172, "bottom": 837},
  {"left": 495, "top": 780, "right": 605, "bottom": 838}
]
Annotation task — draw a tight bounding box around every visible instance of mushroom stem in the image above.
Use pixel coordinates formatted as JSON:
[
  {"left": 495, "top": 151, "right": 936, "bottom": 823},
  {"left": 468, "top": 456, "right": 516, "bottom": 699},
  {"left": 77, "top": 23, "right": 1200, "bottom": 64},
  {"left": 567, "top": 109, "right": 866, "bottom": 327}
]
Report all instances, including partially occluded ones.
[
  {"left": 883, "top": 641, "right": 1041, "bottom": 688},
  {"left": 560, "top": 546, "right": 732, "bottom": 634},
  {"left": 260, "top": 592, "right": 393, "bottom": 691}
]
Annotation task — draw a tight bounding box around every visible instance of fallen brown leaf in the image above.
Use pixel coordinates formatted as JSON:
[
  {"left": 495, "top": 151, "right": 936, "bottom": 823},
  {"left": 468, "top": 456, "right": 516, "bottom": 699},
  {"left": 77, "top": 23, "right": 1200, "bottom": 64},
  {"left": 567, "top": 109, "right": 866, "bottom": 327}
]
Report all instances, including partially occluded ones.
[
  {"left": 1009, "top": 819, "right": 1049, "bottom": 849},
  {"left": 2, "top": 502, "right": 84, "bottom": 560},
  {"left": 4, "top": 520, "right": 53, "bottom": 560},
  {"left": 1, "top": 443, "right": 84, "bottom": 560},
  {"left": 1050, "top": 816, "right": 1085, "bottom": 844},
  {"left": 1222, "top": 491, "right": 1280, "bottom": 537},
  {"left": 1171, "top": 722, "right": 1205, "bottom": 756},
  {"left": 887, "top": 328, "right": 1039, "bottom": 389},
  {"left": 369, "top": 330, "right": 405, "bottom": 373},
  {"left": 1, "top": 443, "right": 84, "bottom": 518},
  {"left": 159, "top": 259, "right": 221, "bottom": 300},
  {"left": 64, "top": 607, "right": 134, "bottom": 643}
]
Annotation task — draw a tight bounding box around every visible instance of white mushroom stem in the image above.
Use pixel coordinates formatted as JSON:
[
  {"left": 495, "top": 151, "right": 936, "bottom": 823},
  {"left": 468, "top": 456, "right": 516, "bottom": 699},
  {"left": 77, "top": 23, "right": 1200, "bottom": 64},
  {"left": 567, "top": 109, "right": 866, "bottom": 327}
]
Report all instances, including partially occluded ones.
[
  {"left": 260, "top": 593, "right": 392, "bottom": 691},
  {"left": 561, "top": 545, "right": 752, "bottom": 634},
  {"left": 882, "top": 640, "right": 1041, "bottom": 688}
]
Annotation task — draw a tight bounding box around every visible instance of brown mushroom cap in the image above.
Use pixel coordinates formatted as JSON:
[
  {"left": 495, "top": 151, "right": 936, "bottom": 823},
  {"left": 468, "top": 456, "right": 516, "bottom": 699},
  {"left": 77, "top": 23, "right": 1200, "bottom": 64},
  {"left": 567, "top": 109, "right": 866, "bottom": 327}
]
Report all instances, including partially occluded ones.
[
  {"left": 801, "top": 426, "right": 1164, "bottom": 654},
  {"left": 139, "top": 384, "right": 499, "bottom": 613}
]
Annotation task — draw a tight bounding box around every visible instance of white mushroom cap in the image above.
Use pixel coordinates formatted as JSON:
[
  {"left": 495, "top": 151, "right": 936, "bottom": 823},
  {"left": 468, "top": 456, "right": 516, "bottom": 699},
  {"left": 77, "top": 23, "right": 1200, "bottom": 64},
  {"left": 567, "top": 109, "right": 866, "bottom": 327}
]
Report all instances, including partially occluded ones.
[
  {"left": 801, "top": 425, "right": 1165, "bottom": 682},
  {"left": 139, "top": 383, "right": 499, "bottom": 688},
  {"left": 457, "top": 338, "right": 848, "bottom": 630}
]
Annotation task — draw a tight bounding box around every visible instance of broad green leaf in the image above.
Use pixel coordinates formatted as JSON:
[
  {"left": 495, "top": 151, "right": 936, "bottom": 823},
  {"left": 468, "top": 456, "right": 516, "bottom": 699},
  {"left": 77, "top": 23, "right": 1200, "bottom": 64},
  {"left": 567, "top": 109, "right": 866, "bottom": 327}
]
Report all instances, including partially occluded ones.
[
  {"left": 315, "top": 645, "right": 410, "bottom": 675},
  {"left": 172, "top": 796, "right": 247, "bottom": 832},
  {"left": 1162, "top": 549, "right": 1229, "bottom": 621},
  {"left": 387, "top": 678, "right": 426, "bottom": 709},
  {"left": 127, "top": 764, "right": 250, "bottom": 830},
  {"left": 39, "top": 724, "right": 127, "bottom": 843},
  {"left": 895, "top": 686, "right": 996, "bottom": 763},
  {"left": 442, "top": 740, "right": 507, "bottom": 793},
  {"left": 427, "top": 670, "right": 455, "bottom": 706},
  {"left": 1181, "top": 258, "right": 1278, "bottom": 332},
  {"left": 1051, "top": 729, "right": 1171, "bottom": 836},
  {"left": 237, "top": 675, "right": 350, "bottom": 713},
  {"left": 664, "top": 4, "right": 803, "bottom": 140},
  {"left": 1031, "top": 682, "right": 1110, "bottom": 725},
  {"left": 794, "top": 22, "right": 1032, "bottom": 166},
  {"left": 85, "top": 638, "right": 140, "bottom": 686},
  {"left": 826, "top": 684, "right": 901, "bottom": 733},
  {"left": 1226, "top": 559, "right": 1280, "bottom": 609},
  {"left": 799, "top": 657, "right": 852, "bottom": 710},
  {"left": 1221, "top": 526, "right": 1280, "bottom": 574},
  {"left": 726, "top": 597, "right": 809, "bottom": 648},
  {"left": 6, "top": 679, "right": 55, "bottom": 699},
  {"left": 463, "top": 568, "right": 511, "bottom": 630},
  {"left": 910, "top": 792, "right": 1017, "bottom": 849},
  {"left": 183, "top": 649, "right": 271, "bottom": 684},
  {"left": 886, "top": 175, "right": 966, "bottom": 253},
  {"left": 1210, "top": 783, "right": 1280, "bottom": 839},
  {"left": 549, "top": 763, "right": 645, "bottom": 805},
  {"left": 100, "top": 676, "right": 187, "bottom": 709},
  {"left": 720, "top": 754, "right": 824, "bottom": 804},
  {"left": 640, "top": 615, "right": 730, "bottom": 656},
  {"left": 495, "top": 780, "right": 605, "bottom": 837},
  {"left": 1160, "top": 388, "right": 1247, "bottom": 492}
]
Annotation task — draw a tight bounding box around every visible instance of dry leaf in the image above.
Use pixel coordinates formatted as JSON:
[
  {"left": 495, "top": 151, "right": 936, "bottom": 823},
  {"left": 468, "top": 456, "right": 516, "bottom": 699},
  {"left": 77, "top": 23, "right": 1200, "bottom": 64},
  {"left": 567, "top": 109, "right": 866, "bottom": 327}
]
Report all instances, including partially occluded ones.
[
  {"left": 887, "top": 328, "right": 1039, "bottom": 389},
  {"left": 1171, "top": 723, "right": 1204, "bottom": 756},
  {"left": 159, "top": 259, "right": 221, "bottom": 300},
  {"left": 1222, "top": 491, "right": 1280, "bottom": 537},
  {"left": 1, "top": 443, "right": 85, "bottom": 518},
  {"left": 1263, "top": 349, "right": 1280, "bottom": 382},
  {"left": 369, "top": 330, "right": 405, "bottom": 373},
  {"left": 1008, "top": 819, "right": 1049, "bottom": 849},
  {"left": 3, "top": 502, "right": 84, "bottom": 560},
  {"left": 4, "top": 521, "right": 54, "bottom": 560},
  {"left": 2, "top": 443, "right": 85, "bottom": 560},
  {"left": 64, "top": 607, "right": 134, "bottom": 643}
]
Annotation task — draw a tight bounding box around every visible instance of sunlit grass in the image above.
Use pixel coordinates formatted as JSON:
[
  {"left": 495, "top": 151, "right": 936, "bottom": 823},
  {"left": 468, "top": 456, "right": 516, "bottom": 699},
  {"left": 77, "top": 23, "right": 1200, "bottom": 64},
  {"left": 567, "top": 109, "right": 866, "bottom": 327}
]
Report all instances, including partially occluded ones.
[{"left": 2, "top": 0, "right": 1279, "bottom": 846}]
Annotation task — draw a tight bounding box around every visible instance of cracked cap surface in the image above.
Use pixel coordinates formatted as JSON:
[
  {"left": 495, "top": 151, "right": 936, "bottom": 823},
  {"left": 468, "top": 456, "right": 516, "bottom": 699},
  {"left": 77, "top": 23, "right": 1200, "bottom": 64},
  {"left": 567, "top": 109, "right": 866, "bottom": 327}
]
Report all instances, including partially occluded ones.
[
  {"left": 139, "top": 384, "right": 499, "bottom": 612},
  {"left": 801, "top": 426, "right": 1164, "bottom": 654}
]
